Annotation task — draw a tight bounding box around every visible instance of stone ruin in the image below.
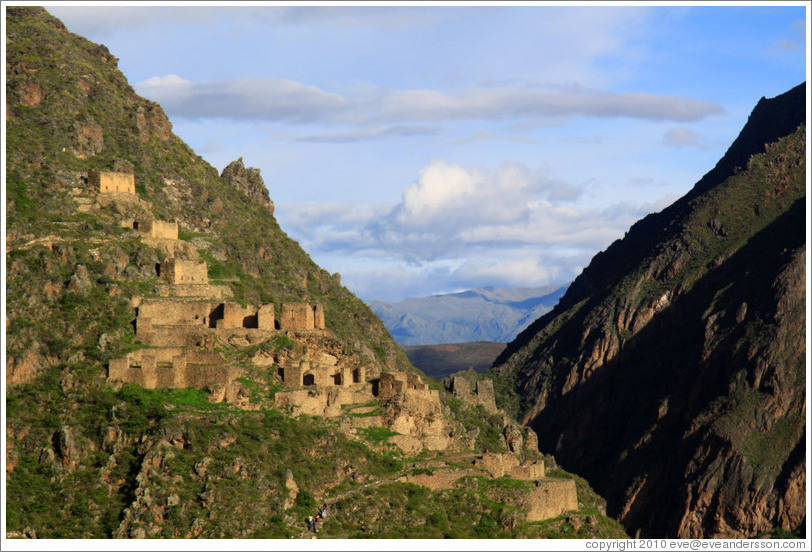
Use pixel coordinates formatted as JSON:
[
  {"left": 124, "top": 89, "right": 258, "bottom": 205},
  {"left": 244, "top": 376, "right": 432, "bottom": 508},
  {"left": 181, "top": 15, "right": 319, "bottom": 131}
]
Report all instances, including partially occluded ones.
[
  {"left": 279, "top": 303, "right": 326, "bottom": 331},
  {"left": 278, "top": 360, "right": 364, "bottom": 389},
  {"left": 89, "top": 169, "right": 135, "bottom": 195},
  {"left": 159, "top": 258, "right": 209, "bottom": 286},
  {"left": 134, "top": 217, "right": 178, "bottom": 240},
  {"left": 446, "top": 375, "right": 498, "bottom": 413},
  {"left": 273, "top": 366, "right": 451, "bottom": 452},
  {"left": 108, "top": 348, "right": 237, "bottom": 391},
  {"left": 399, "top": 450, "right": 577, "bottom": 522},
  {"left": 108, "top": 298, "right": 328, "bottom": 389}
]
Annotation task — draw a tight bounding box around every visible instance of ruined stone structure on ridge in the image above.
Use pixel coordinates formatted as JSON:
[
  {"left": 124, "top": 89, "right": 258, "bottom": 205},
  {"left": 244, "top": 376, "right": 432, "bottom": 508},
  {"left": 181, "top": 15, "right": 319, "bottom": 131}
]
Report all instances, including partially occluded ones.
[
  {"left": 273, "top": 367, "right": 451, "bottom": 452},
  {"left": 446, "top": 376, "right": 498, "bottom": 413},
  {"left": 279, "top": 360, "right": 364, "bottom": 389},
  {"left": 108, "top": 348, "right": 235, "bottom": 390},
  {"left": 378, "top": 371, "right": 438, "bottom": 402},
  {"left": 399, "top": 451, "right": 576, "bottom": 522},
  {"left": 159, "top": 258, "right": 209, "bottom": 285},
  {"left": 279, "top": 303, "right": 325, "bottom": 331},
  {"left": 89, "top": 169, "right": 135, "bottom": 195},
  {"left": 108, "top": 298, "right": 328, "bottom": 388},
  {"left": 134, "top": 217, "right": 178, "bottom": 240}
]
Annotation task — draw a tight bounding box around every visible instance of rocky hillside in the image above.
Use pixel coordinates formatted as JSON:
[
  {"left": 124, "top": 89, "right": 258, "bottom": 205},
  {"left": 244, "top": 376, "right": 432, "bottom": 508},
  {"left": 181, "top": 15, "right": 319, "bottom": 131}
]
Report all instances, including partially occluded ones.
[
  {"left": 5, "top": 7, "right": 627, "bottom": 539},
  {"left": 402, "top": 342, "right": 507, "bottom": 379},
  {"left": 370, "top": 285, "right": 567, "bottom": 345},
  {"left": 489, "top": 83, "right": 807, "bottom": 538}
]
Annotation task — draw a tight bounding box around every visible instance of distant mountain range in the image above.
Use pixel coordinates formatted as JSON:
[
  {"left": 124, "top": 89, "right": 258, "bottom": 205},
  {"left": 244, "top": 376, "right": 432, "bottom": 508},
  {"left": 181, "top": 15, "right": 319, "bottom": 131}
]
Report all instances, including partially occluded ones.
[{"left": 369, "top": 285, "right": 568, "bottom": 345}]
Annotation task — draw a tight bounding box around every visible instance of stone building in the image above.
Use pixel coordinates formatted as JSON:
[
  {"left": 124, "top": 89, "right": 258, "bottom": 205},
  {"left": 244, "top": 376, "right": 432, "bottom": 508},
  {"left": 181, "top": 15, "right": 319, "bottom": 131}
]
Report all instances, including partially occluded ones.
[
  {"left": 446, "top": 376, "right": 498, "bottom": 413},
  {"left": 159, "top": 258, "right": 208, "bottom": 285},
  {"left": 89, "top": 170, "right": 135, "bottom": 195},
  {"left": 135, "top": 218, "right": 178, "bottom": 240},
  {"left": 279, "top": 303, "right": 325, "bottom": 331},
  {"left": 279, "top": 361, "right": 365, "bottom": 389}
]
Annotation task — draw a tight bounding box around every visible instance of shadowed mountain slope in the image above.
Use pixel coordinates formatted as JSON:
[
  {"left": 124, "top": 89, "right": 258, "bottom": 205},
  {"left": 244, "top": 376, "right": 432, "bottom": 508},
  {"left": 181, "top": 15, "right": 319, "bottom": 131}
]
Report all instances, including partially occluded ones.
[{"left": 489, "top": 83, "right": 807, "bottom": 539}]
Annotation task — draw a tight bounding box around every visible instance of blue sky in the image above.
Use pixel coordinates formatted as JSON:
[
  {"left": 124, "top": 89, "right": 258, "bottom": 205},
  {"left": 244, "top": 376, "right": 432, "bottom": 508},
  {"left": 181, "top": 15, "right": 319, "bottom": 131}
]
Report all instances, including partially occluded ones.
[{"left": 42, "top": 2, "right": 809, "bottom": 302}]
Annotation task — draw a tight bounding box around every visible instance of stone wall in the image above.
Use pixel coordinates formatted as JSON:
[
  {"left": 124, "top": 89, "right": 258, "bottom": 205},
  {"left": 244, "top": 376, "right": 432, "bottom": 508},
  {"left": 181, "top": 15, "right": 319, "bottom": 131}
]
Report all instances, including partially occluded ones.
[
  {"left": 160, "top": 258, "right": 208, "bottom": 285},
  {"left": 274, "top": 386, "right": 375, "bottom": 417},
  {"left": 107, "top": 348, "right": 235, "bottom": 390},
  {"left": 448, "top": 376, "right": 498, "bottom": 413},
  {"left": 399, "top": 469, "right": 478, "bottom": 491},
  {"left": 257, "top": 304, "right": 275, "bottom": 331},
  {"left": 137, "top": 299, "right": 212, "bottom": 328},
  {"left": 280, "top": 360, "right": 362, "bottom": 389},
  {"left": 279, "top": 303, "right": 313, "bottom": 330},
  {"left": 155, "top": 284, "right": 232, "bottom": 300},
  {"left": 279, "top": 303, "right": 325, "bottom": 331},
  {"left": 89, "top": 170, "right": 135, "bottom": 195},
  {"left": 474, "top": 452, "right": 520, "bottom": 478},
  {"left": 509, "top": 461, "right": 546, "bottom": 481},
  {"left": 136, "top": 299, "right": 276, "bottom": 340},
  {"left": 525, "top": 479, "right": 579, "bottom": 522},
  {"left": 137, "top": 218, "right": 178, "bottom": 240}
]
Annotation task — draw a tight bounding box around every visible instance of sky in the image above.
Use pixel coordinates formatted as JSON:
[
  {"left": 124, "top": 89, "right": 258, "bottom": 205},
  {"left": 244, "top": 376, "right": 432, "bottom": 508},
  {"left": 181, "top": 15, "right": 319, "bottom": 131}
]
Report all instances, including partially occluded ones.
[{"left": 38, "top": 1, "right": 810, "bottom": 302}]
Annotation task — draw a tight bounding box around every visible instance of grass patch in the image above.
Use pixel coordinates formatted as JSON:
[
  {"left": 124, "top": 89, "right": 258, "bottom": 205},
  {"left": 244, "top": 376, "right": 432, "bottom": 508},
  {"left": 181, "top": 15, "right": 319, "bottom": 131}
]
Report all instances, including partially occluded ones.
[{"left": 355, "top": 426, "right": 399, "bottom": 444}]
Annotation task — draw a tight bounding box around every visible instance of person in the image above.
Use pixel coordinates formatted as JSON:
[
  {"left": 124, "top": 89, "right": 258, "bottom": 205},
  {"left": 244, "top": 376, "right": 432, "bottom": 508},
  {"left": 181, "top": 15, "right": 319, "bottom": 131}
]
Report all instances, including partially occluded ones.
[
  {"left": 307, "top": 515, "right": 314, "bottom": 532},
  {"left": 321, "top": 505, "right": 327, "bottom": 518}
]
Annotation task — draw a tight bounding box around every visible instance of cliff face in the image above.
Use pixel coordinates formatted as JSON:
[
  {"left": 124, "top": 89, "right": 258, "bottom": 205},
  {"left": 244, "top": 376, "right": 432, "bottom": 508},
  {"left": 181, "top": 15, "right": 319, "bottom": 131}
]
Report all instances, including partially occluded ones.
[{"left": 490, "top": 84, "right": 806, "bottom": 538}]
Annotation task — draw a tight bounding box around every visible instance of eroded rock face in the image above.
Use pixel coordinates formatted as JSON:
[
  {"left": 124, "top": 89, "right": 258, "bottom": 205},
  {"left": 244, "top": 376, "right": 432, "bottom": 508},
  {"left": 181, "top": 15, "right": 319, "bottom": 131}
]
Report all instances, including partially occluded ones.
[
  {"left": 135, "top": 102, "right": 172, "bottom": 142},
  {"left": 19, "top": 81, "right": 42, "bottom": 107},
  {"left": 73, "top": 120, "right": 104, "bottom": 158},
  {"left": 221, "top": 158, "right": 274, "bottom": 215}
]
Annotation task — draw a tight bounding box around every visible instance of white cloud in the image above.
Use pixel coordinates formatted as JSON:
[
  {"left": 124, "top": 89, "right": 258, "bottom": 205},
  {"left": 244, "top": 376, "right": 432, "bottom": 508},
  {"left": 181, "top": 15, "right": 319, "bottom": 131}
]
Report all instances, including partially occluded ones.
[
  {"left": 136, "top": 76, "right": 347, "bottom": 122},
  {"left": 662, "top": 127, "right": 706, "bottom": 149},
  {"left": 377, "top": 86, "right": 723, "bottom": 123},
  {"left": 278, "top": 160, "right": 648, "bottom": 287},
  {"left": 298, "top": 125, "right": 440, "bottom": 143},
  {"left": 48, "top": 6, "right": 437, "bottom": 37},
  {"left": 136, "top": 75, "right": 724, "bottom": 127}
]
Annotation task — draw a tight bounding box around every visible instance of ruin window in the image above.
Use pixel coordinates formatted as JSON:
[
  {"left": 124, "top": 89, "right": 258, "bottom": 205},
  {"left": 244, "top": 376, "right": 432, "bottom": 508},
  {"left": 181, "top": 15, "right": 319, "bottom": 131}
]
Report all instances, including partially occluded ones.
[
  {"left": 277, "top": 367, "right": 285, "bottom": 381},
  {"left": 332, "top": 373, "right": 342, "bottom": 385},
  {"left": 303, "top": 374, "right": 315, "bottom": 386},
  {"left": 352, "top": 368, "right": 361, "bottom": 384},
  {"left": 242, "top": 314, "right": 258, "bottom": 329},
  {"left": 133, "top": 221, "right": 140, "bottom": 230}
]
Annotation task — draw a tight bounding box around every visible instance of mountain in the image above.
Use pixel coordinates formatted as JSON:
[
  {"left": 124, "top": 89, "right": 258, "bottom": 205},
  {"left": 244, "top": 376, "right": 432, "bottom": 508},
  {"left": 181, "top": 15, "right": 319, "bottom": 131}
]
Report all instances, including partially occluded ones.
[
  {"left": 402, "top": 342, "right": 508, "bottom": 380},
  {"left": 369, "top": 285, "right": 567, "bottom": 345},
  {"left": 4, "top": 7, "right": 626, "bottom": 539},
  {"left": 489, "top": 83, "right": 807, "bottom": 538}
]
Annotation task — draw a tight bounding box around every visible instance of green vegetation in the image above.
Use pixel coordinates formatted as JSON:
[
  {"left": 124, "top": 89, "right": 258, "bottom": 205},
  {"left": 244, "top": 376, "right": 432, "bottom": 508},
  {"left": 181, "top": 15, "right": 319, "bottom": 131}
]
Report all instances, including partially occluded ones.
[
  {"left": 355, "top": 426, "right": 400, "bottom": 444},
  {"left": 443, "top": 396, "right": 508, "bottom": 453}
]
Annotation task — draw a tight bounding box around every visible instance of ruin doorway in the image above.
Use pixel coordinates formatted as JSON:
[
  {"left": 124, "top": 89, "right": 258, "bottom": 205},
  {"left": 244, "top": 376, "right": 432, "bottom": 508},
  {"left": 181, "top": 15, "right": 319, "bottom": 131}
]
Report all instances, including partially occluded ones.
[
  {"left": 303, "top": 373, "right": 315, "bottom": 386},
  {"left": 208, "top": 304, "right": 224, "bottom": 328},
  {"left": 352, "top": 368, "right": 361, "bottom": 384}
]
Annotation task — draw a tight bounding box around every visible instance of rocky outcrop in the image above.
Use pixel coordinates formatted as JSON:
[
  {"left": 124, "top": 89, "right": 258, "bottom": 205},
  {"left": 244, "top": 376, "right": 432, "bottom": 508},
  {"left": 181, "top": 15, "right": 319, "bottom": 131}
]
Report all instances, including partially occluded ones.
[
  {"left": 221, "top": 157, "right": 274, "bottom": 214},
  {"left": 72, "top": 120, "right": 104, "bottom": 158},
  {"left": 491, "top": 84, "right": 806, "bottom": 538},
  {"left": 135, "top": 101, "right": 172, "bottom": 142}
]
